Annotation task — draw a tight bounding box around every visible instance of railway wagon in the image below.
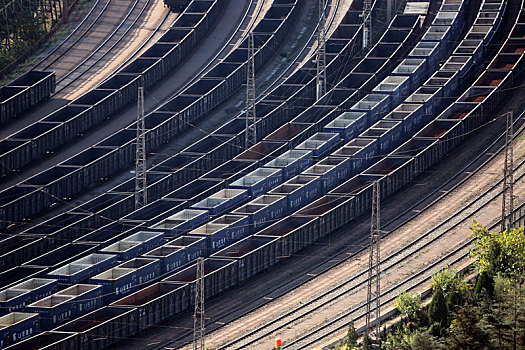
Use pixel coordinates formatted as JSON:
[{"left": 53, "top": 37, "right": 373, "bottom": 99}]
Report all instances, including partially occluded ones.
[
  {"left": 0, "top": 0, "right": 297, "bottom": 230},
  {"left": 0, "top": 312, "right": 40, "bottom": 348},
  {"left": 167, "top": 236, "right": 208, "bottom": 261},
  {"left": 0, "top": 71, "right": 55, "bottom": 124},
  {"left": 162, "top": 258, "right": 237, "bottom": 301},
  {"left": 0, "top": 0, "right": 328, "bottom": 239},
  {"left": 296, "top": 195, "right": 355, "bottom": 238},
  {"left": 55, "top": 285, "right": 102, "bottom": 317},
  {"left": 150, "top": 209, "right": 209, "bottom": 238},
  {"left": 46, "top": 254, "right": 117, "bottom": 285},
  {"left": 191, "top": 188, "right": 248, "bottom": 216},
  {"left": 211, "top": 236, "right": 281, "bottom": 283},
  {"left": 256, "top": 216, "right": 319, "bottom": 257},
  {"left": 15, "top": 0, "right": 520, "bottom": 346},
  {"left": 0, "top": 2, "right": 498, "bottom": 348},
  {"left": 143, "top": 245, "right": 187, "bottom": 273},
  {"left": 3, "top": 331, "right": 78, "bottom": 350},
  {"left": 110, "top": 282, "right": 189, "bottom": 332},
  {"left": 265, "top": 149, "right": 313, "bottom": 181},
  {"left": 0, "top": 0, "right": 454, "bottom": 330},
  {"left": 268, "top": 175, "right": 322, "bottom": 214},
  {"left": 230, "top": 167, "right": 283, "bottom": 198},
  {"left": 231, "top": 194, "right": 287, "bottom": 232},
  {"left": 0, "top": 2, "right": 454, "bottom": 278},
  {"left": 52, "top": 306, "right": 138, "bottom": 350},
  {"left": 0, "top": 0, "right": 225, "bottom": 179},
  {"left": 25, "top": 295, "right": 77, "bottom": 331},
  {"left": 0, "top": 279, "right": 58, "bottom": 316}
]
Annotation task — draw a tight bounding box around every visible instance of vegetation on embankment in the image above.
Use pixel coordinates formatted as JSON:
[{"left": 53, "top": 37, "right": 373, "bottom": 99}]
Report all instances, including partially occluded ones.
[{"left": 332, "top": 221, "right": 525, "bottom": 350}]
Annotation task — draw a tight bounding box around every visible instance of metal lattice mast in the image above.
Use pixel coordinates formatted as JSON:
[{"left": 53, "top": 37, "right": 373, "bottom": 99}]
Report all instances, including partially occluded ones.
[
  {"left": 362, "top": 0, "right": 372, "bottom": 49},
  {"left": 193, "top": 257, "right": 205, "bottom": 350},
  {"left": 316, "top": 0, "right": 327, "bottom": 100},
  {"left": 365, "top": 181, "right": 381, "bottom": 347},
  {"left": 135, "top": 83, "right": 147, "bottom": 209},
  {"left": 245, "top": 31, "right": 257, "bottom": 149},
  {"left": 502, "top": 111, "right": 514, "bottom": 232},
  {"left": 387, "top": 0, "right": 391, "bottom": 24}
]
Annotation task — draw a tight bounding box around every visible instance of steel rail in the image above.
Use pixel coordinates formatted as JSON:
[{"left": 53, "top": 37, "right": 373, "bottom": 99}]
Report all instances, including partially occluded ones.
[
  {"left": 163, "top": 107, "right": 525, "bottom": 350},
  {"left": 32, "top": 0, "right": 112, "bottom": 70},
  {"left": 290, "top": 239, "right": 472, "bottom": 349},
  {"left": 142, "top": 2, "right": 345, "bottom": 350},
  {"left": 216, "top": 111, "right": 525, "bottom": 350},
  {"left": 54, "top": 0, "right": 152, "bottom": 92},
  {"left": 155, "top": 0, "right": 339, "bottom": 110},
  {"left": 292, "top": 188, "right": 525, "bottom": 349}
]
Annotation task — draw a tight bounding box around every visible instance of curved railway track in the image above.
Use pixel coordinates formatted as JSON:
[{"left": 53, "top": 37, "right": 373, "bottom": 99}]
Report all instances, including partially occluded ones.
[
  {"left": 0, "top": 0, "right": 336, "bottom": 223},
  {"left": 1, "top": 0, "right": 521, "bottom": 349},
  {"left": 132, "top": 0, "right": 263, "bottom": 109},
  {"left": 139, "top": 6, "right": 521, "bottom": 348},
  {"left": 0, "top": 0, "right": 173, "bottom": 140},
  {"left": 54, "top": 0, "right": 157, "bottom": 94},
  {"left": 154, "top": 0, "right": 341, "bottom": 112},
  {"left": 0, "top": 0, "right": 244, "bottom": 190},
  {"left": 288, "top": 161, "right": 525, "bottom": 349},
  {"left": 32, "top": 0, "right": 114, "bottom": 73}
]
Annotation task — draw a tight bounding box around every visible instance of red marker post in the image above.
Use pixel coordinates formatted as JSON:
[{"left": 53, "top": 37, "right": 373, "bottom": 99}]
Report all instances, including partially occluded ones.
[{"left": 275, "top": 338, "right": 282, "bottom": 348}]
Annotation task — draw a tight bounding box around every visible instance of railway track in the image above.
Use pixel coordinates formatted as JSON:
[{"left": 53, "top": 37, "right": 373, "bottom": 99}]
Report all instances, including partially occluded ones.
[
  {"left": 0, "top": 1, "right": 520, "bottom": 349},
  {"left": 0, "top": 0, "right": 238, "bottom": 190},
  {"left": 32, "top": 0, "right": 114, "bottom": 74},
  {"left": 54, "top": 0, "right": 157, "bottom": 95},
  {"left": 0, "top": 0, "right": 173, "bottom": 140},
  {"left": 0, "top": 0, "right": 330, "bottom": 226},
  {"left": 104, "top": 2, "right": 523, "bottom": 346},
  {"left": 292, "top": 183, "right": 525, "bottom": 350},
  {"left": 155, "top": 0, "right": 341, "bottom": 112},
  {"left": 146, "top": 0, "right": 342, "bottom": 165}
]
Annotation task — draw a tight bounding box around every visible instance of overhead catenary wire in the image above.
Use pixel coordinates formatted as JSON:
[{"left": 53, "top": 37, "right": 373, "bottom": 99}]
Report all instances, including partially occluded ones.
[
  {"left": 1, "top": 107, "right": 524, "bottom": 350},
  {"left": 0, "top": 0, "right": 516, "bottom": 340}
]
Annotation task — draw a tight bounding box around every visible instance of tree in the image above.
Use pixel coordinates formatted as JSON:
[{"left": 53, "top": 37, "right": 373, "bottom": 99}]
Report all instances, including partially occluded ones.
[
  {"left": 431, "top": 266, "right": 466, "bottom": 299},
  {"left": 395, "top": 291, "right": 422, "bottom": 322},
  {"left": 428, "top": 288, "right": 448, "bottom": 333},
  {"left": 411, "top": 330, "right": 444, "bottom": 350},
  {"left": 346, "top": 321, "right": 359, "bottom": 348},
  {"left": 447, "top": 302, "right": 495, "bottom": 350},
  {"left": 474, "top": 271, "right": 494, "bottom": 298},
  {"left": 469, "top": 221, "right": 525, "bottom": 281},
  {"left": 333, "top": 321, "right": 359, "bottom": 350},
  {"left": 382, "top": 325, "right": 414, "bottom": 350}
]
